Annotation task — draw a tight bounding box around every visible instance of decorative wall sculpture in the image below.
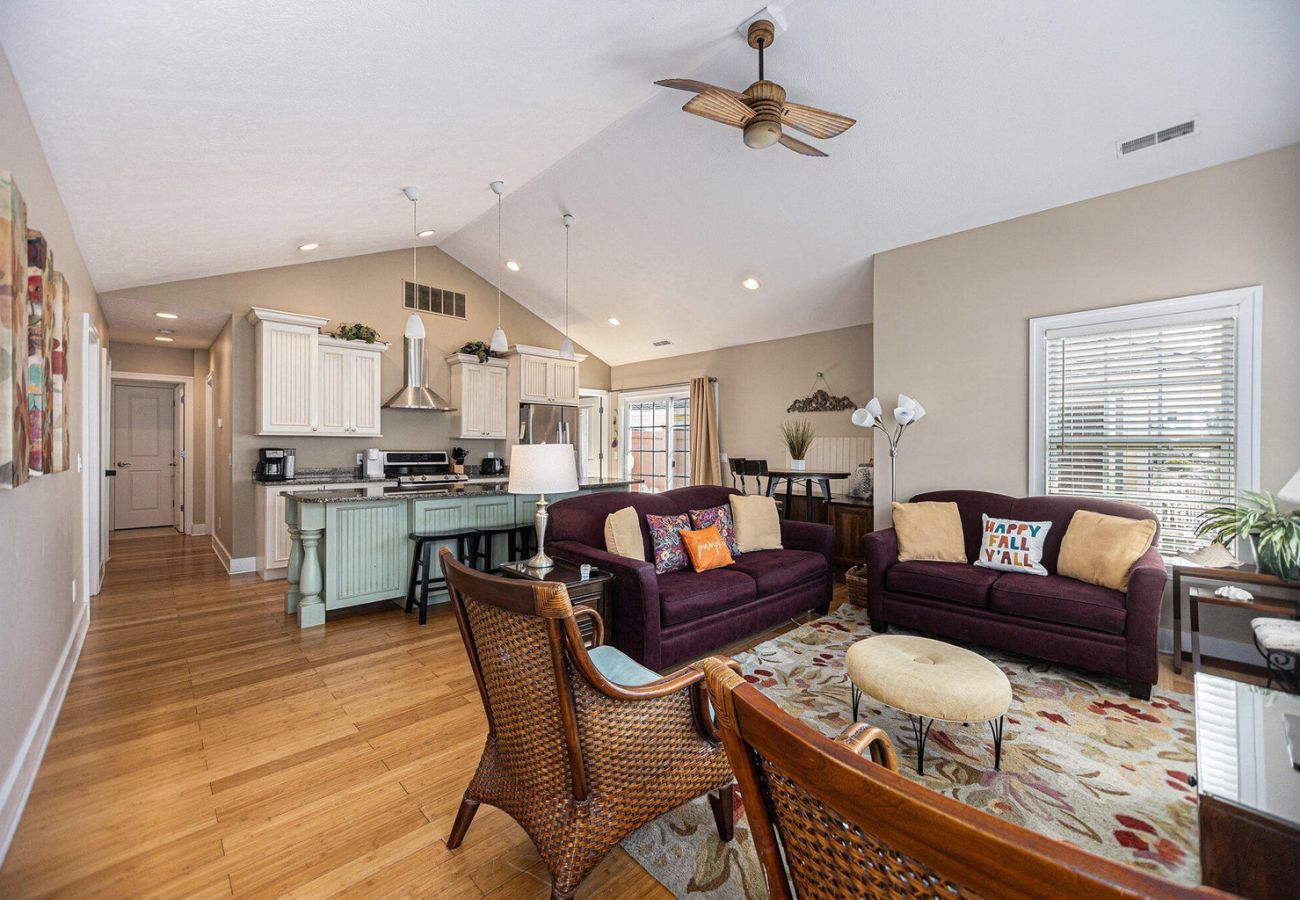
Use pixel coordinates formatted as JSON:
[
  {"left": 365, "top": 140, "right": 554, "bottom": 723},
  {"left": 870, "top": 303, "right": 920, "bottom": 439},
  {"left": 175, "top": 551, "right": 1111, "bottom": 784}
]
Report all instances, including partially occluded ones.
[
  {"left": 787, "top": 372, "right": 856, "bottom": 413},
  {"left": 0, "top": 172, "right": 69, "bottom": 488}
]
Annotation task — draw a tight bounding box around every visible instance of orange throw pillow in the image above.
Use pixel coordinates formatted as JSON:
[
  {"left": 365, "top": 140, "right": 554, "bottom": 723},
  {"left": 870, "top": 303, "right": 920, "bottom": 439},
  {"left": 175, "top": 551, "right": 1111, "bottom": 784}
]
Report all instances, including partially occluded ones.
[{"left": 681, "top": 525, "right": 735, "bottom": 573}]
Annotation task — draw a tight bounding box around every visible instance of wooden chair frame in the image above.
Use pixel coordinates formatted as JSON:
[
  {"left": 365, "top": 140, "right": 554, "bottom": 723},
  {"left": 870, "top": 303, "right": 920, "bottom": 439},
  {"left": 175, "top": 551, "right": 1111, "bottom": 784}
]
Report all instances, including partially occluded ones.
[
  {"left": 701, "top": 657, "right": 1222, "bottom": 900},
  {"left": 441, "top": 549, "right": 737, "bottom": 899}
]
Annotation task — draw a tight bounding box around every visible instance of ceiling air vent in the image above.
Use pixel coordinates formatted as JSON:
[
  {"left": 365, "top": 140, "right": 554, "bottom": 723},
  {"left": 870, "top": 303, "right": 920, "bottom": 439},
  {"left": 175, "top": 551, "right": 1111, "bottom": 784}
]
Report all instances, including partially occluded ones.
[
  {"left": 1116, "top": 119, "right": 1196, "bottom": 157},
  {"left": 403, "top": 280, "right": 466, "bottom": 319},
  {"left": 652, "top": 339, "right": 672, "bottom": 347}
]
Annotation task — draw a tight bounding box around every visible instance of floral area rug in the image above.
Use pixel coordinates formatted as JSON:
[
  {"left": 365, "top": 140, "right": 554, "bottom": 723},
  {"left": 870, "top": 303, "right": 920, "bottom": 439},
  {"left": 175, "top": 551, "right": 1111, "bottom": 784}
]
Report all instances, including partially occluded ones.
[{"left": 622, "top": 604, "right": 1199, "bottom": 898}]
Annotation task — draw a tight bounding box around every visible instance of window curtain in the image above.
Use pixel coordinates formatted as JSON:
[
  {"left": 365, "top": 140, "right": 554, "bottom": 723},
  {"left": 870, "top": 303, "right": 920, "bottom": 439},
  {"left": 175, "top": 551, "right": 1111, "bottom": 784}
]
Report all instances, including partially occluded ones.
[{"left": 689, "top": 376, "right": 721, "bottom": 485}]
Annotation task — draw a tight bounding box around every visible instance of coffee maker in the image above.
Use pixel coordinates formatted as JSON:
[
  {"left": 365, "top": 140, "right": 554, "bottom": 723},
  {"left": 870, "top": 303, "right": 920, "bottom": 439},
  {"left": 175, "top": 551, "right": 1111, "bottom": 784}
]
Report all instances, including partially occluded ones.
[{"left": 257, "top": 448, "right": 289, "bottom": 481}]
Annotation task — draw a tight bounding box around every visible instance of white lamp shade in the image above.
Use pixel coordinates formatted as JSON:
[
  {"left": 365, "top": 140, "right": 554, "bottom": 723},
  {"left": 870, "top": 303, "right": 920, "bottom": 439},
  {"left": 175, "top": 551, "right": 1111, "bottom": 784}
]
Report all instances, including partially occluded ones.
[
  {"left": 1280, "top": 467, "right": 1300, "bottom": 506},
  {"left": 508, "top": 443, "right": 579, "bottom": 495},
  {"left": 559, "top": 336, "right": 575, "bottom": 359},
  {"left": 489, "top": 326, "right": 509, "bottom": 354}
]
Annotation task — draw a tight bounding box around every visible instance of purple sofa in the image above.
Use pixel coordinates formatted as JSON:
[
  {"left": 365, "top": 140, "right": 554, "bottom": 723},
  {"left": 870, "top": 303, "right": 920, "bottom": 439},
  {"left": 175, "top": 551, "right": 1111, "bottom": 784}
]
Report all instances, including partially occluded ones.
[
  {"left": 547, "top": 486, "right": 834, "bottom": 671},
  {"left": 863, "top": 491, "right": 1166, "bottom": 699}
]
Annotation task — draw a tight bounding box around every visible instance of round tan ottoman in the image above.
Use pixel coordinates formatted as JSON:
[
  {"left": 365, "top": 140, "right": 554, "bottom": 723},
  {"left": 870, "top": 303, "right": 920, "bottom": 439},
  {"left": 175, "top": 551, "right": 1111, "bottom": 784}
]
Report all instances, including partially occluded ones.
[{"left": 845, "top": 635, "right": 1012, "bottom": 775}]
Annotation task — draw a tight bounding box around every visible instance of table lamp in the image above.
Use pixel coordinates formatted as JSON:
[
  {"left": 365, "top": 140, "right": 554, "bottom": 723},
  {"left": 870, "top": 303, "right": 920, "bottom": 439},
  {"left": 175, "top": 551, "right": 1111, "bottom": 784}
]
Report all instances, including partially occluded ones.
[{"left": 508, "top": 444, "right": 578, "bottom": 570}]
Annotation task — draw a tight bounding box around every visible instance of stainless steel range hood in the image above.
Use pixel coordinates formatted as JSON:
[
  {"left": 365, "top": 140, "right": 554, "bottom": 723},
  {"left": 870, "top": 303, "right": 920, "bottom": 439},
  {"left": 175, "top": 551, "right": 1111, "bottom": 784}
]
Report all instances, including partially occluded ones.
[{"left": 383, "top": 314, "right": 456, "bottom": 411}]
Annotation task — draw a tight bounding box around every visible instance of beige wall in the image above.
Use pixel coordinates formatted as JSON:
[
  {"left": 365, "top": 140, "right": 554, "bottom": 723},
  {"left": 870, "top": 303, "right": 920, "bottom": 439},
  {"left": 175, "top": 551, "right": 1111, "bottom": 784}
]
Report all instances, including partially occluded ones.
[
  {"left": 0, "top": 46, "right": 108, "bottom": 845},
  {"left": 611, "top": 325, "right": 873, "bottom": 473},
  {"left": 209, "top": 321, "right": 233, "bottom": 550},
  {"left": 102, "top": 245, "right": 611, "bottom": 561},
  {"left": 107, "top": 341, "right": 209, "bottom": 527},
  {"left": 873, "top": 142, "right": 1300, "bottom": 653}
]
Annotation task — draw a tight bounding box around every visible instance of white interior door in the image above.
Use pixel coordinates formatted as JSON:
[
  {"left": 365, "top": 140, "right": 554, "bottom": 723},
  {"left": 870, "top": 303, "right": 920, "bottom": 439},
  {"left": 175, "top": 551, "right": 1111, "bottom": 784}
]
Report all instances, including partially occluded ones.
[
  {"left": 578, "top": 395, "right": 604, "bottom": 481},
  {"left": 112, "top": 383, "right": 176, "bottom": 529},
  {"left": 173, "top": 384, "right": 185, "bottom": 530}
]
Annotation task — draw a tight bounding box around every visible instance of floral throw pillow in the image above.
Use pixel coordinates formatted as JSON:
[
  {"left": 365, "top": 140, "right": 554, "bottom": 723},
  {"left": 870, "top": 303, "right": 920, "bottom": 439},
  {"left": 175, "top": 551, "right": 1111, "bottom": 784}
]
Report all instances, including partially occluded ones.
[
  {"left": 689, "top": 504, "right": 740, "bottom": 556},
  {"left": 646, "top": 512, "right": 691, "bottom": 574}
]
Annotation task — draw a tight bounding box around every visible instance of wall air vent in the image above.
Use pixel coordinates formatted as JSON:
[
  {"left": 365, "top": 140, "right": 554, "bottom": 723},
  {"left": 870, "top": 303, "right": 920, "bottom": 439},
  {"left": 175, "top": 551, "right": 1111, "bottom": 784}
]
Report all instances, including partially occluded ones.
[
  {"left": 652, "top": 339, "right": 672, "bottom": 347},
  {"left": 1116, "top": 119, "right": 1196, "bottom": 157},
  {"left": 403, "top": 280, "right": 466, "bottom": 319}
]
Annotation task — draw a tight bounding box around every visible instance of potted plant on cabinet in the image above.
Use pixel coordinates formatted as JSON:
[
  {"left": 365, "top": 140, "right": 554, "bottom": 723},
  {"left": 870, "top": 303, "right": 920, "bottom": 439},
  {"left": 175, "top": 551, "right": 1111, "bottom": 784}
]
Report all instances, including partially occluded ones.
[
  {"left": 781, "top": 419, "right": 815, "bottom": 472},
  {"left": 1196, "top": 491, "right": 1300, "bottom": 581}
]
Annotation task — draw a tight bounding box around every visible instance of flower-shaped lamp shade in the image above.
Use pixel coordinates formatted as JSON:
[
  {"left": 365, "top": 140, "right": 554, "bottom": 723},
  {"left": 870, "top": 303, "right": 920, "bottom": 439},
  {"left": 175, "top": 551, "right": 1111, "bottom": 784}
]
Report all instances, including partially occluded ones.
[
  {"left": 852, "top": 396, "right": 883, "bottom": 428},
  {"left": 894, "top": 394, "right": 926, "bottom": 426}
]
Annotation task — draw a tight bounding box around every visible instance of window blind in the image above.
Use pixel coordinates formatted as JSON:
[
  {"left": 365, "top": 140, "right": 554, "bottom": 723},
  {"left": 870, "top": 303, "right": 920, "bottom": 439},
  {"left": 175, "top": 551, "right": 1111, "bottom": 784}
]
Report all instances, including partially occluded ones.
[{"left": 1045, "top": 314, "right": 1237, "bottom": 555}]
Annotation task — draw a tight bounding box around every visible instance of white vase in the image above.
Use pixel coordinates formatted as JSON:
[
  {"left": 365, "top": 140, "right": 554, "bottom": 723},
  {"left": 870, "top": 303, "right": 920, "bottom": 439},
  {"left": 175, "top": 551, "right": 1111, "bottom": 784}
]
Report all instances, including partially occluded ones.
[{"left": 788, "top": 458, "right": 807, "bottom": 471}]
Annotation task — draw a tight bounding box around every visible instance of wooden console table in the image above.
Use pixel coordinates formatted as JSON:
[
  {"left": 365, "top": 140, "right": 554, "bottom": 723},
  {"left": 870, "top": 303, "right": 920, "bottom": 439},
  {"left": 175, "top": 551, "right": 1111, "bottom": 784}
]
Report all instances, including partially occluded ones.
[{"left": 1171, "top": 564, "right": 1300, "bottom": 674}]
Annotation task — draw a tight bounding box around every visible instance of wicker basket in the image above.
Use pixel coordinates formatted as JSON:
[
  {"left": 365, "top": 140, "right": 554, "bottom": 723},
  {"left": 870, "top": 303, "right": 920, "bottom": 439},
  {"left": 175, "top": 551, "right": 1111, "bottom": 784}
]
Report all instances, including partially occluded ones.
[{"left": 845, "top": 564, "right": 869, "bottom": 608}]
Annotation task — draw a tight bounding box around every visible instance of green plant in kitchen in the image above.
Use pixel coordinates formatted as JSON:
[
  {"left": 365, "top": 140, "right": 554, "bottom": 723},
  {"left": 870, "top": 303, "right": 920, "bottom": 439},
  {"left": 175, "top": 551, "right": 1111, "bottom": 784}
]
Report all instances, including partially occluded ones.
[
  {"left": 1196, "top": 491, "right": 1300, "bottom": 581},
  {"left": 458, "top": 340, "right": 501, "bottom": 364},
  {"left": 329, "top": 323, "right": 381, "bottom": 343},
  {"left": 780, "top": 418, "right": 816, "bottom": 468}
]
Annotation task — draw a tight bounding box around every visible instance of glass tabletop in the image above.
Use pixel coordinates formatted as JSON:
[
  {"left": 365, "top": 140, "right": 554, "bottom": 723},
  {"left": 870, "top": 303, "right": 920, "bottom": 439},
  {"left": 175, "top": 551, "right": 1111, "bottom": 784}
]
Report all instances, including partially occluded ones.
[{"left": 1194, "top": 672, "right": 1300, "bottom": 826}]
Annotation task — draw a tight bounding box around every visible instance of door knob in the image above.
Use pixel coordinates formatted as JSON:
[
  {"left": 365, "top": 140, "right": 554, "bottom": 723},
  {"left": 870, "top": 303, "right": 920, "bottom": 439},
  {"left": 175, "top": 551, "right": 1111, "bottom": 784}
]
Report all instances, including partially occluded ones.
[{"left": 116, "top": 461, "right": 131, "bottom": 467}]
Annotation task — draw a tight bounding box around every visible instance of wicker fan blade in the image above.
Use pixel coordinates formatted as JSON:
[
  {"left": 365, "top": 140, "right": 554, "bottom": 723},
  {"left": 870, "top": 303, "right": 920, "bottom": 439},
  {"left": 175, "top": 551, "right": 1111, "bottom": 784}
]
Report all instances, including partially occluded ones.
[
  {"left": 683, "top": 90, "right": 755, "bottom": 128},
  {"left": 655, "top": 78, "right": 743, "bottom": 96},
  {"left": 781, "top": 102, "right": 856, "bottom": 139},
  {"left": 778, "top": 133, "right": 828, "bottom": 157}
]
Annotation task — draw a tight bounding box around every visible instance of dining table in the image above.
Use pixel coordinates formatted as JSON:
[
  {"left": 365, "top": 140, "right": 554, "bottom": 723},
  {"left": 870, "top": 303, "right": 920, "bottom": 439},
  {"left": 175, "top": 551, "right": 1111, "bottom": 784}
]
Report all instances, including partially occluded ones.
[{"left": 764, "top": 468, "right": 851, "bottom": 522}]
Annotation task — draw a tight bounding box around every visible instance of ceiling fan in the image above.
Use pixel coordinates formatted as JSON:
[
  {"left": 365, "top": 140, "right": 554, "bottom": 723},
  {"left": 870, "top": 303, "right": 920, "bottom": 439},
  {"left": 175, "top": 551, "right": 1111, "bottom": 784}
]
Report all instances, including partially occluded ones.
[{"left": 656, "top": 19, "right": 855, "bottom": 157}]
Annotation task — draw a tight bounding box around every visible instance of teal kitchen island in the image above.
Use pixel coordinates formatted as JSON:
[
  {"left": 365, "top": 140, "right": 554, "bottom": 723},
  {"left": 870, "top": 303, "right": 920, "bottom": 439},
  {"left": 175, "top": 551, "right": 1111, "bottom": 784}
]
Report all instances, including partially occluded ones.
[{"left": 283, "top": 480, "right": 635, "bottom": 628}]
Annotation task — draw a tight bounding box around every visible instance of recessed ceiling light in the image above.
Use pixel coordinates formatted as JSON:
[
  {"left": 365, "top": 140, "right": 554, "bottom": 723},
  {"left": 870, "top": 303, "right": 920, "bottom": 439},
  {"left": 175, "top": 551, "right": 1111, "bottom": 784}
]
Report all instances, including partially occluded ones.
[
  {"left": 417, "top": 229, "right": 435, "bottom": 237},
  {"left": 155, "top": 312, "right": 179, "bottom": 320},
  {"left": 298, "top": 242, "right": 320, "bottom": 251},
  {"left": 154, "top": 336, "right": 174, "bottom": 342},
  {"left": 742, "top": 277, "right": 761, "bottom": 290},
  {"left": 607, "top": 317, "right": 621, "bottom": 326},
  {"left": 504, "top": 259, "right": 520, "bottom": 272}
]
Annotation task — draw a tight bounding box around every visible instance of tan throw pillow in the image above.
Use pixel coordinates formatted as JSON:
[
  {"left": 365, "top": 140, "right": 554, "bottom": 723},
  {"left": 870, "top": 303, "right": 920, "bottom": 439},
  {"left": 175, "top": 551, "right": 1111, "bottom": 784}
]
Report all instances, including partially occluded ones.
[
  {"left": 730, "top": 495, "right": 783, "bottom": 552},
  {"left": 1057, "top": 510, "right": 1156, "bottom": 592},
  {"left": 603, "top": 506, "right": 645, "bottom": 561},
  {"left": 892, "top": 501, "right": 967, "bottom": 563}
]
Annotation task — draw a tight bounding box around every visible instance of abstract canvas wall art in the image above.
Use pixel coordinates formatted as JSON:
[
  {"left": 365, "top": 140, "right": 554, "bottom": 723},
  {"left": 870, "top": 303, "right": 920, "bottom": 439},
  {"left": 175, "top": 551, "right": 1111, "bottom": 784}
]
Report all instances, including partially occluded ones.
[
  {"left": 26, "top": 229, "right": 49, "bottom": 476},
  {"left": 0, "top": 171, "right": 28, "bottom": 488}
]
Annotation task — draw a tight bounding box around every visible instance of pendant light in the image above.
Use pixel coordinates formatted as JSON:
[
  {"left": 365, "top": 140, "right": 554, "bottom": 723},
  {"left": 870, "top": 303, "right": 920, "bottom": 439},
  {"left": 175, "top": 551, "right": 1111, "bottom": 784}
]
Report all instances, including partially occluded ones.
[
  {"left": 488, "top": 180, "right": 509, "bottom": 354},
  {"left": 559, "top": 213, "right": 575, "bottom": 359}
]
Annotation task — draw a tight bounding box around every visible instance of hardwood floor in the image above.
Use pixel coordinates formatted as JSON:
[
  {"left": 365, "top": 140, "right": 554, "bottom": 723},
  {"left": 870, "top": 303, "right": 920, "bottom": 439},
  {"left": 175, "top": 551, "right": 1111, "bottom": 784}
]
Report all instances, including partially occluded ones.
[{"left": 0, "top": 529, "right": 1244, "bottom": 897}]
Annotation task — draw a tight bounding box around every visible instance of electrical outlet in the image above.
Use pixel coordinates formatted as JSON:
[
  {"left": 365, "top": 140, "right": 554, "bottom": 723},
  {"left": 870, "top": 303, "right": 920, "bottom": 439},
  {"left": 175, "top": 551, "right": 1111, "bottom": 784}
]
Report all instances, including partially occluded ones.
[{"left": 355, "top": 452, "right": 363, "bottom": 466}]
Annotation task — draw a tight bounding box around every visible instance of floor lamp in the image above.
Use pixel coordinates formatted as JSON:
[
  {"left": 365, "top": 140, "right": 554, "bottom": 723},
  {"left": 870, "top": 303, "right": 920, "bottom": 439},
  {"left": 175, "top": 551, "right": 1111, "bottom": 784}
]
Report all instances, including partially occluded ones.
[{"left": 852, "top": 394, "right": 926, "bottom": 504}]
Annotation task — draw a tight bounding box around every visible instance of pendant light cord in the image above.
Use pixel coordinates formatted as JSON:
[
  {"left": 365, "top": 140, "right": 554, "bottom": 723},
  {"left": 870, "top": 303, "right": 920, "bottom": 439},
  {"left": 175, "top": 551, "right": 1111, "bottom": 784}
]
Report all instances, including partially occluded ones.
[
  {"left": 496, "top": 192, "right": 503, "bottom": 328},
  {"left": 564, "top": 219, "right": 570, "bottom": 337},
  {"left": 411, "top": 196, "right": 418, "bottom": 285}
]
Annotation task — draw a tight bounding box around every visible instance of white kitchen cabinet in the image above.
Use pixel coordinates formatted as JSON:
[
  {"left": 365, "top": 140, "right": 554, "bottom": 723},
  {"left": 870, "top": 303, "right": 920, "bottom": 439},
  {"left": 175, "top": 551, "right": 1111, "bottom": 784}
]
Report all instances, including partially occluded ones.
[
  {"left": 447, "top": 354, "right": 509, "bottom": 439},
  {"left": 247, "top": 308, "right": 386, "bottom": 436},
  {"left": 516, "top": 353, "right": 580, "bottom": 406},
  {"left": 316, "top": 337, "right": 384, "bottom": 436},
  {"left": 249, "top": 309, "right": 327, "bottom": 435}
]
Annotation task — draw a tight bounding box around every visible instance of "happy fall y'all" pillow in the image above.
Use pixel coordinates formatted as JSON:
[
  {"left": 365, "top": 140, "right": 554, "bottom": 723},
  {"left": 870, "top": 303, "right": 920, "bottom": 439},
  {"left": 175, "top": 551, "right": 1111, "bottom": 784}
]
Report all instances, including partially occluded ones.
[{"left": 973, "top": 514, "right": 1052, "bottom": 576}]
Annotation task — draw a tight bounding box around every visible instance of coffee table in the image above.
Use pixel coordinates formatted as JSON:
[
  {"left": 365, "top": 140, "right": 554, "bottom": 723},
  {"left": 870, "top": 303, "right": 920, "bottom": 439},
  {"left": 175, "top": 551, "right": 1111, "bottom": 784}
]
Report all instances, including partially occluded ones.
[{"left": 846, "top": 635, "right": 1012, "bottom": 775}]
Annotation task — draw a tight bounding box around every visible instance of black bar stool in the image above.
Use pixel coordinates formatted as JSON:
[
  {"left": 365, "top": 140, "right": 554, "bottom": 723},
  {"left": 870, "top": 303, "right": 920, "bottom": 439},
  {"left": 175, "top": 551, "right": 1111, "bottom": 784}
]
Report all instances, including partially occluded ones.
[
  {"left": 742, "top": 458, "right": 768, "bottom": 495},
  {"left": 470, "top": 524, "right": 537, "bottom": 572},
  {"left": 406, "top": 529, "right": 480, "bottom": 625},
  {"left": 728, "top": 457, "right": 747, "bottom": 492}
]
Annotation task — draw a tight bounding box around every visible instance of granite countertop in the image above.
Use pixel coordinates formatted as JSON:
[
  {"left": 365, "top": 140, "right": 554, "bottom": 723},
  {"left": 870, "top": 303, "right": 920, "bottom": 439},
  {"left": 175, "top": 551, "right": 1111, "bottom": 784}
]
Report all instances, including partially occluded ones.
[
  {"left": 252, "top": 467, "right": 374, "bottom": 485},
  {"left": 290, "top": 478, "right": 641, "bottom": 504}
]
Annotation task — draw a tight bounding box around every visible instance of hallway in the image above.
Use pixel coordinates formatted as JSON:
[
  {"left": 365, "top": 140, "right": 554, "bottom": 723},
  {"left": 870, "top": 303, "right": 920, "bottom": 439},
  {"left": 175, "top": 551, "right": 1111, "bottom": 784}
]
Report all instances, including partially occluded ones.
[{"left": 0, "top": 530, "right": 662, "bottom": 898}]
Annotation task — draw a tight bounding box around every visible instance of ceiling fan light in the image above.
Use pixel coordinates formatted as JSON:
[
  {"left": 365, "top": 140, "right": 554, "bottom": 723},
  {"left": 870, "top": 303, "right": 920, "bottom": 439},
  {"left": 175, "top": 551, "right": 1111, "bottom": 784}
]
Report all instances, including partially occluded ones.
[
  {"left": 743, "top": 118, "right": 782, "bottom": 149},
  {"left": 489, "top": 327, "right": 509, "bottom": 354}
]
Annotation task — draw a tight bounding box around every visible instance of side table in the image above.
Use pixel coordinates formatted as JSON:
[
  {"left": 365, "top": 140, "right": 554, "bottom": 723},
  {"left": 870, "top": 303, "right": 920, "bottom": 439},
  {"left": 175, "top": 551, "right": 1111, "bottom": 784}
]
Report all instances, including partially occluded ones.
[
  {"left": 498, "top": 559, "right": 614, "bottom": 648},
  {"left": 1171, "top": 564, "right": 1300, "bottom": 674}
]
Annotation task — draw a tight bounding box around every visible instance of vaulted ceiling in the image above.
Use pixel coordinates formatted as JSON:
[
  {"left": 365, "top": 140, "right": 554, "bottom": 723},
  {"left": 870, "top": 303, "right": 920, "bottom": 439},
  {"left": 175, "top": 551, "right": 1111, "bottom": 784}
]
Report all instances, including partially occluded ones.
[{"left": 4, "top": 1, "right": 1298, "bottom": 365}]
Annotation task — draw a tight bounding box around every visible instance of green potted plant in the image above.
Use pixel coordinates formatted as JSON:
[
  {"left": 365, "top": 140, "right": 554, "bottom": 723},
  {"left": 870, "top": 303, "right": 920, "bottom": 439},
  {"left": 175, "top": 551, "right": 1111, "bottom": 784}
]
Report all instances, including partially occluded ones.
[
  {"left": 780, "top": 419, "right": 815, "bottom": 471},
  {"left": 329, "top": 323, "right": 380, "bottom": 343},
  {"left": 458, "top": 340, "right": 499, "bottom": 364},
  {"left": 1196, "top": 491, "right": 1300, "bottom": 581}
]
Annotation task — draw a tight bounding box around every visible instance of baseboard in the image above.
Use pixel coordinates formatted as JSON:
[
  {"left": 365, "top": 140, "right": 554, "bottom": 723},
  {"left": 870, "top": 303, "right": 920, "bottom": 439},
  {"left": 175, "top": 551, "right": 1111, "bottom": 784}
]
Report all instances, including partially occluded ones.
[
  {"left": 190, "top": 523, "right": 211, "bottom": 536},
  {"left": 211, "top": 534, "right": 256, "bottom": 575},
  {"left": 1159, "top": 627, "right": 1257, "bottom": 667},
  {"left": 0, "top": 601, "right": 89, "bottom": 863}
]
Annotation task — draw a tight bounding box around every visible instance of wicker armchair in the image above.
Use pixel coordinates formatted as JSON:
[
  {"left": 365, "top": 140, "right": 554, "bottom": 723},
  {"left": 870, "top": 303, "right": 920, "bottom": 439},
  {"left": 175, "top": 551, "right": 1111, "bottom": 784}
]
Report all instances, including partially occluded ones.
[
  {"left": 700, "top": 657, "right": 1221, "bottom": 900},
  {"left": 440, "top": 549, "right": 736, "bottom": 899}
]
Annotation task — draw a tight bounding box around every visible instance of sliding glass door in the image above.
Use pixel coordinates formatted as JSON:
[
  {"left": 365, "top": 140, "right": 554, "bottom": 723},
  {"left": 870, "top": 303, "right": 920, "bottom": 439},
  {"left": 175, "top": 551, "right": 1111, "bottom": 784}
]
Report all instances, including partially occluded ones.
[{"left": 621, "top": 390, "right": 691, "bottom": 493}]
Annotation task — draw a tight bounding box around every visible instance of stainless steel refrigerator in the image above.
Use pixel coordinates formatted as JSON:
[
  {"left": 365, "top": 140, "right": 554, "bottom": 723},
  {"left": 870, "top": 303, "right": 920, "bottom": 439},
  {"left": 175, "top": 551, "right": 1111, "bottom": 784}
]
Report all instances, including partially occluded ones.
[{"left": 518, "top": 404, "right": 583, "bottom": 478}]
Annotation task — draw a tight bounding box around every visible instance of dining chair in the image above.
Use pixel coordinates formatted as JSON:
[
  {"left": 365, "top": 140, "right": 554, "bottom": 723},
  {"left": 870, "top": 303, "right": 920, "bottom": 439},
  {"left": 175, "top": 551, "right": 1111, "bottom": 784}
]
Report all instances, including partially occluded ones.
[
  {"left": 700, "top": 657, "right": 1218, "bottom": 900},
  {"left": 441, "top": 549, "right": 736, "bottom": 899}
]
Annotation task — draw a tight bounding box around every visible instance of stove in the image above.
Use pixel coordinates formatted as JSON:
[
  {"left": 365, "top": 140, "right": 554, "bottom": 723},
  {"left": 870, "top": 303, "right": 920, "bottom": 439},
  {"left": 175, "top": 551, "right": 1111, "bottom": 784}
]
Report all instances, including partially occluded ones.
[{"left": 381, "top": 451, "right": 469, "bottom": 489}]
